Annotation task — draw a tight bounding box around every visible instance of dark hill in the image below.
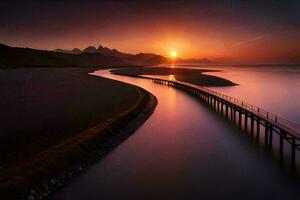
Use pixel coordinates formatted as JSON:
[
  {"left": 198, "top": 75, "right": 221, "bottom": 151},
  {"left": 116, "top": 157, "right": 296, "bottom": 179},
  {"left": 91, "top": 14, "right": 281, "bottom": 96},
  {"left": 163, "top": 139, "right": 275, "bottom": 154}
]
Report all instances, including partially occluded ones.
[{"left": 0, "top": 43, "right": 168, "bottom": 67}]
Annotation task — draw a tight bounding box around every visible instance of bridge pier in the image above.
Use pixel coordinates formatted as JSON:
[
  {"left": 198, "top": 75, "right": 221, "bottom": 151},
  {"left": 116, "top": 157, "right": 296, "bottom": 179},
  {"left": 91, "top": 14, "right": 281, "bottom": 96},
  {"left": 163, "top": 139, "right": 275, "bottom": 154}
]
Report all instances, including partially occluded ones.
[
  {"left": 291, "top": 138, "right": 296, "bottom": 172},
  {"left": 279, "top": 129, "right": 285, "bottom": 161},
  {"left": 251, "top": 114, "right": 254, "bottom": 134},
  {"left": 220, "top": 101, "right": 223, "bottom": 115},
  {"left": 225, "top": 103, "right": 229, "bottom": 118},
  {"left": 265, "top": 122, "right": 269, "bottom": 147},
  {"left": 238, "top": 110, "right": 242, "bottom": 127},
  {"left": 234, "top": 107, "right": 236, "bottom": 122},
  {"left": 269, "top": 124, "right": 273, "bottom": 148},
  {"left": 256, "top": 118, "right": 260, "bottom": 139},
  {"left": 245, "top": 111, "right": 248, "bottom": 132},
  {"left": 214, "top": 97, "right": 216, "bottom": 110}
]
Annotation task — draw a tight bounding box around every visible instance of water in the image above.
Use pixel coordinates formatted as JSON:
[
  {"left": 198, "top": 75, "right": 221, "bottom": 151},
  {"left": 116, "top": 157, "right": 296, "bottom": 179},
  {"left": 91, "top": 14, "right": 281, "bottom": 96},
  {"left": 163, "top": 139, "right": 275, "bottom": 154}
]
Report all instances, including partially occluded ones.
[
  {"left": 146, "top": 65, "right": 300, "bottom": 124},
  {"left": 202, "top": 66, "right": 300, "bottom": 124},
  {"left": 54, "top": 69, "right": 300, "bottom": 200}
]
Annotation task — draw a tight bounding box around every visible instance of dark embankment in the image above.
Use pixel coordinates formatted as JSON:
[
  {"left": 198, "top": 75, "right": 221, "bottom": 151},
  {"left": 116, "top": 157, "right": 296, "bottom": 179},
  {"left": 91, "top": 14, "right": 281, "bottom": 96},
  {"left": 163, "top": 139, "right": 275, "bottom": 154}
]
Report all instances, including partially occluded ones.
[
  {"left": 0, "top": 67, "right": 157, "bottom": 198},
  {"left": 111, "top": 67, "right": 237, "bottom": 86}
]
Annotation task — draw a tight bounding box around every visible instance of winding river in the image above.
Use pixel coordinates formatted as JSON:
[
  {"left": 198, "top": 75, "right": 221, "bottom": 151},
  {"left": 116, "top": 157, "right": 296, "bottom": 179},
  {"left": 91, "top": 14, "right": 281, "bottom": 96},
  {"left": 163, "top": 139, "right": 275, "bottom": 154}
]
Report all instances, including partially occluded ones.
[{"left": 54, "top": 69, "right": 300, "bottom": 200}]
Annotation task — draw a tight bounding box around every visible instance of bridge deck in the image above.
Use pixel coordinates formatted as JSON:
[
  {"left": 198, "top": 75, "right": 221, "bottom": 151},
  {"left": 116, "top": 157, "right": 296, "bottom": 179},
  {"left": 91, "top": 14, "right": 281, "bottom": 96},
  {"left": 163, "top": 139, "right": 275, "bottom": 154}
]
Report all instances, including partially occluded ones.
[{"left": 149, "top": 77, "right": 300, "bottom": 140}]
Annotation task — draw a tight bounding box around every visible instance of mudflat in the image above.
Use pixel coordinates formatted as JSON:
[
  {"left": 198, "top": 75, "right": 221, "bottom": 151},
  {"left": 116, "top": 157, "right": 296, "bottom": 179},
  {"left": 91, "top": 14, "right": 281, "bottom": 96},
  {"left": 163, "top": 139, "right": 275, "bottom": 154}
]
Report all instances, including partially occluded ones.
[
  {"left": 111, "top": 66, "right": 237, "bottom": 86},
  {"left": 0, "top": 67, "right": 140, "bottom": 168}
]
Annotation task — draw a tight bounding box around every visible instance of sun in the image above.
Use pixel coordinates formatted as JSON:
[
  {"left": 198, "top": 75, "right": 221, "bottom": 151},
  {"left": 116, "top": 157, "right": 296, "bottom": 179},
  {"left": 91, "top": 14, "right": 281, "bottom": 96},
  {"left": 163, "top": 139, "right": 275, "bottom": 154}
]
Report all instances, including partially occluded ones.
[{"left": 169, "top": 50, "right": 177, "bottom": 59}]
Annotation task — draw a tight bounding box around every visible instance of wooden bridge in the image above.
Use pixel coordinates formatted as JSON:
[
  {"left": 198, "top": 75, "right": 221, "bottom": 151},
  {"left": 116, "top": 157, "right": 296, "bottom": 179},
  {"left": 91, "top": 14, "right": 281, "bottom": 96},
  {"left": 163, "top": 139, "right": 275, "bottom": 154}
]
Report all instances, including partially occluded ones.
[
  {"left": 150, "top": 77, "right": 300, "bottom": 171},
  {"left": 111, "top": 70, "right": 300, "bottom": 170},
  {"left": 134, "top": 75, "right": 300, "bottom": 171}
]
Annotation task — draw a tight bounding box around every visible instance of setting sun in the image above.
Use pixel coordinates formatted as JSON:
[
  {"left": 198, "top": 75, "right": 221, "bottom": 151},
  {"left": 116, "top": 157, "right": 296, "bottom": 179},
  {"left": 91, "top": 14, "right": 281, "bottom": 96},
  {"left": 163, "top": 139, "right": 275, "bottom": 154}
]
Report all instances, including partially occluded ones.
[{"left": 169, "top": 50, "right": 177, "bottom": 58}]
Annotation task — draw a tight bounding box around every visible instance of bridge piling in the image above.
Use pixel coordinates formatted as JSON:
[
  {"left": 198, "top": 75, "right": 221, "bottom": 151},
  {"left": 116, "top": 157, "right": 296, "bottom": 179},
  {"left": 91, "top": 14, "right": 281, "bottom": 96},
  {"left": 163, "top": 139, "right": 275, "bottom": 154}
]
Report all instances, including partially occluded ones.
[
  {"left": 269, "top": 124, "right": 273, "bottom": 148},
  {"left": 265, "top": 122, "right": 269, "bottom": 147},
  {"left": 279, "top": 129, "right": 285, "bottom": 161},
  {"left": 214, "top": 97, "right": 216, "bottom": 110},
  {"left": 256, "top": 119, "right": 260, "bottom": 139},
  {"left": 245, "top": 111, "right": 248, "bottom": 132},
  {"left": 234, "top": 107, "right": 236, "bottom": 122},
  {"left": 226, "top": 103, "right": 229, "bottom": 118},
  {"left": 291, "top": 138, "right": 296, "bottom": 172},
  {"left": 238, "top": 111, "right": 242, "bottom": 127},
  {"left": 251, "top": 115, "right": 254, "bottom": 134}
]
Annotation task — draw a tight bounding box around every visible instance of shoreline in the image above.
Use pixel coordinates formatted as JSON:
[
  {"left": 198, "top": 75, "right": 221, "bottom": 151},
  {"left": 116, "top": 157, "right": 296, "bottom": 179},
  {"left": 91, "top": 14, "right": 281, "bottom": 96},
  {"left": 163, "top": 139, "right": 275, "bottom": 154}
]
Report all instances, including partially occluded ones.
[
  {"left": 0, "top": 70, "right": 157, "bottom": 199},
  {"left": 110, "top": 67, "right": 237, "bottom": 87}
]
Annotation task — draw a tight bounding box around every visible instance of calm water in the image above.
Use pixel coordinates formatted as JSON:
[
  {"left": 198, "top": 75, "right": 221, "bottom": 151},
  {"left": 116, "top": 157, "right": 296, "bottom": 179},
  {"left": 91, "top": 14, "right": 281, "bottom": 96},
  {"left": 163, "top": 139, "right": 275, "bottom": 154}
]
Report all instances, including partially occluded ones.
[
  {"left": 149, "top": 65, "right": 300, "bottom": 124},
  {"left": 145, "top": 65, "right": 300, "bottom": 125},
  {"left": 54, "top": 69, "right": 300, "bottom": 200},
  {"left": 201, "top": 66, "right": 300, "bottom": 124}
]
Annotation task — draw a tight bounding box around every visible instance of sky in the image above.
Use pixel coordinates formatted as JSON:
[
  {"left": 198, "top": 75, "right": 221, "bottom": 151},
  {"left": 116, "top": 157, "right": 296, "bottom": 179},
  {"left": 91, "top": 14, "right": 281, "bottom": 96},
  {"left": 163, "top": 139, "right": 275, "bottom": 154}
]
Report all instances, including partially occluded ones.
[{"left": 0, "top": 0, "right": 300, "bottom": 63}]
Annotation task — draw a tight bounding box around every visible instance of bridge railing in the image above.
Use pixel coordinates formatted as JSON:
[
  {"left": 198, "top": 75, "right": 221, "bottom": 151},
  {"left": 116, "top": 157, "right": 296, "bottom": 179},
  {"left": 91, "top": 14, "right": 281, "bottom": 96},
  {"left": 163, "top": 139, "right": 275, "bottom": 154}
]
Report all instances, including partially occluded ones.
[{"left": 153, "top": 78, "right": 300, "bottom": 137}]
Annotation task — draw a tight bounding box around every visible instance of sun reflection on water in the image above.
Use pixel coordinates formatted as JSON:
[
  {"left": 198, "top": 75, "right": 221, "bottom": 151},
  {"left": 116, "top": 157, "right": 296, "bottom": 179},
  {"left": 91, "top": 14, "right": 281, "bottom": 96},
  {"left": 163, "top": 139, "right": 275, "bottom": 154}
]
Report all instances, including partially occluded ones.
[{"left": 169, "top": 74, "right": 176, "bottom": 81}]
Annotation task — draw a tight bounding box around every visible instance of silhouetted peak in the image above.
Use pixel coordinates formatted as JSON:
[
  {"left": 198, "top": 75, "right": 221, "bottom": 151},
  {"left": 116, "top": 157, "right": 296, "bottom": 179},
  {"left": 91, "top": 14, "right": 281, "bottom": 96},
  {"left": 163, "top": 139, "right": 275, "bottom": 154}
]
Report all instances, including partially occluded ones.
[
  {"left": 72, "top": 48, "right": 82, "bottom": 54},
  {"left": 83, "top": 46, "right": 97, "bottom": 53},
  {"left": 97, "top": 45, "right": 104, "bottom": 50},
  {"left": 112, "top": 49, "right": 119, "bottom": 53}
]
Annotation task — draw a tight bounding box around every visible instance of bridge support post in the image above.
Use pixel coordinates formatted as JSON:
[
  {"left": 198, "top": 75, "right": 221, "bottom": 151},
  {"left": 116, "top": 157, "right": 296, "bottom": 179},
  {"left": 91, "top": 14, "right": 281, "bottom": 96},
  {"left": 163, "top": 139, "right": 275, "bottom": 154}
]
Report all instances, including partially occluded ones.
[
  {"left": 214, "top": 97, "right": 216, "bottom": 110},
  {"left": 269, "top": 124, "right": 273, "bottom": 148},
  {"left": 265, "top": 122, "right": 269, "bottom": 147},
  {"left": 220, "top": 101, "right": 222, "bottom": 114},
  {"left": 234, "top": 107, "right": 236, "bottom": 122},
  {"left": 245, "top": 111, "right": 248, "bottom": 131},
  {"left": 251, "top": 114, "right": 254, "bottom": 134},
  {"left": 291, "top": 138, "right": 296, "bottom": 172},
  {"left": 256, "top": 118, "right": 260, "bottom": 139},
  {"left": 279, "top": 129, "right": 284, "bottom": 161},
  {"left": 238, "top": 110, "right": 242, "bottom": 127},
  {"left": 225, "top": 103, "right": 228, "bottom": 118}
]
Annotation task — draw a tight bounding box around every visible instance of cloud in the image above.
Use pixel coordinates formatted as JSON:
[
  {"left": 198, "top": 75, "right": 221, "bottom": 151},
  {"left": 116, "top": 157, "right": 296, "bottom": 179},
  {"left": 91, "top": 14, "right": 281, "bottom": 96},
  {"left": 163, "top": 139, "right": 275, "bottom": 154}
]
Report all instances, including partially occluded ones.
[{"left": 235, "top": 36, "right": 264, "bottom": 46}]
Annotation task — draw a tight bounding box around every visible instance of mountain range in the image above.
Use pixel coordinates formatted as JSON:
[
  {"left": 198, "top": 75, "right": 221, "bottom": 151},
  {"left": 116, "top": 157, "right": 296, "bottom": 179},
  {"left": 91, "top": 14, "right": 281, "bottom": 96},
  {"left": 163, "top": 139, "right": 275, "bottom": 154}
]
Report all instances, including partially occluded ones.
[
  {"left": 0, "top": 43, "right": 213, "bottom": 68},
  {"left": 0, "top": 43, "right": 168, "bottom": 68},
  {"left": 55, "top": 45, "right": 214, "bottom": 64}
]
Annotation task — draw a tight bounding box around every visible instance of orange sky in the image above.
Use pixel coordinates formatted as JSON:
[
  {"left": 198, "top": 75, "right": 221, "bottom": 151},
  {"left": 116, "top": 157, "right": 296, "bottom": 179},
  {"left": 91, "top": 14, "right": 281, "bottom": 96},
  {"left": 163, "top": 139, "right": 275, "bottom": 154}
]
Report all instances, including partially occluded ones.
[{"left": 1, "top": 1, "right": 300, "bottom": 63}]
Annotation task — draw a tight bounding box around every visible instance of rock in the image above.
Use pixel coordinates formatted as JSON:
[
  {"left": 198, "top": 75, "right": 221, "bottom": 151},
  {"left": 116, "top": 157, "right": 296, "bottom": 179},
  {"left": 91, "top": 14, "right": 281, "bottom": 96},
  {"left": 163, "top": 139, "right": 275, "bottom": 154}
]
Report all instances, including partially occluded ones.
[
  {"left": 28, "top": 195, "right": 35, "bottom": 200},
  {"left": 30, "top": 190, "right": 37, "bottom": 196},
  {"left": 50, "top": 179, "right": 56, "bottom": 185}
]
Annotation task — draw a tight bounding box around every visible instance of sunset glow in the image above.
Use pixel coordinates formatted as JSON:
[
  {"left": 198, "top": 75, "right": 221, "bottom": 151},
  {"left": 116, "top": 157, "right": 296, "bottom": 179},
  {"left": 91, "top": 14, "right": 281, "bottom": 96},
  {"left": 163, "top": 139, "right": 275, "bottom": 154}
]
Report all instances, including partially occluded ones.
[
  {"left": 1, "top": 1, "right": 299, "bottom": 63},
  {"left": 170, "top": 51, "right": 177, "bottom": 59}
]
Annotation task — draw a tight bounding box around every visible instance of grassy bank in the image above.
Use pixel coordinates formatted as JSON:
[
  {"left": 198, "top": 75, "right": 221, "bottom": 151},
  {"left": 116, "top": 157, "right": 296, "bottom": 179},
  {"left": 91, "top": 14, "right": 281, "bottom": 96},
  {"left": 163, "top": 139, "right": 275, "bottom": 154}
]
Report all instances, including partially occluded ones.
[
  {"left": 0, "top": 68, "right": 157, "bottom": 198},
  {"left": 111, "top": 67, "right": 237, "bottom": 86}
]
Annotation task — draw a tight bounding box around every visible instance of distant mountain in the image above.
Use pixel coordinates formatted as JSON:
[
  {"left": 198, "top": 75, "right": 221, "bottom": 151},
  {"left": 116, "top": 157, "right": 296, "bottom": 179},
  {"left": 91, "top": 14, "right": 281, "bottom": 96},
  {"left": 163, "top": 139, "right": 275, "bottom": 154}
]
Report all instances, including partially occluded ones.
[
  {"left": 54, "top": 48, "right": 82, "bottom": 54},
  {"left": 0, "top": 43, "right": 168, "bottom": 67},
  {"left": 55, "top": 44, "right": 168, "bottom": 66},
  {"left": 71, "top": 48, "right": 82, "bottom": 54},
  {"left": 83, "top": 46, "right": 97, "bottom": 53},
  {"left": 97, "top": 45, "right": 132, "bottom": 58}
]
